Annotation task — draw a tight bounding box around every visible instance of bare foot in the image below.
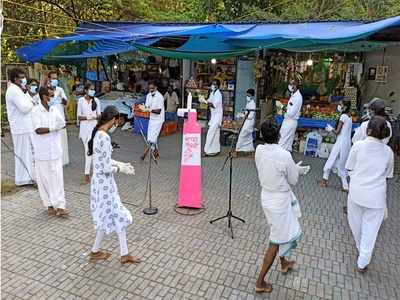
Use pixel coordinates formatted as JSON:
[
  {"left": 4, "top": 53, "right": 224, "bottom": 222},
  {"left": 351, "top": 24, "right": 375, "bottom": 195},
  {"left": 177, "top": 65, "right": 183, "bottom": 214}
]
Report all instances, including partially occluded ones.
[
  {"left": 281, "top": 259, "right": 296, "bottom": 274},
  {"left": 56, "top": 208, "right": 69, "bottom": 217},
  {"left": 47, "top": 206, "right": 56, "bottom": 216},
  {"left": 90, "top": 251, "right": 111, "bottom": 262},
  {"left": 255, "top": 281, "right": 273, "bottom": 293},
  {"left": 120, "top": 254, "right": 141, "bottom": 264},
  {"left": 319, "top": 180, "right": 328, "bottom": 188}
]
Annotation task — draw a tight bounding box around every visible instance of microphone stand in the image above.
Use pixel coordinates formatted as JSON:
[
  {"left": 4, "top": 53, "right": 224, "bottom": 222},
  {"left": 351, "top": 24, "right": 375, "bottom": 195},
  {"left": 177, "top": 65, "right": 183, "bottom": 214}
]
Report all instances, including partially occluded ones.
[
  {"left": 210, "top": 110, "right": 251, "bottom": 239},
  {"left": 123, "top": 101, "right": 158, "bottom": 215}
]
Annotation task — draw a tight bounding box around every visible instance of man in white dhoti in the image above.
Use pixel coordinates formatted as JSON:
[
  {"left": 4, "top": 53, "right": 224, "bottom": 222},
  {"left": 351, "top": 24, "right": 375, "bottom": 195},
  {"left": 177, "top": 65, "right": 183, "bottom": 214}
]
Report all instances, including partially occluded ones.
[
  {"left": 346, "top": 116, "right": 393, "bottom": 273},
  {"left": 278, "top": 78, "right": 303, "bottom": 152},
  {"left": 352, "top": 98, "right": 392, "bottom": 145},
  {"left": 139, "top": 81, "right": 165, "bottom": 160},
  {"left": 202, "top": 80, "right": 223, "bottom": 156},
  {"left": 32, "top": 87, "right": 68, "bottom": 217},
  {"left": 235, "top": 88, "right": 256, "bottom": 154},
  {"left": 87, "top": 106, "right": 141, "bottom": 264},
  {"left": 48, "top": 71, "right": 70, "bottom": 166},
  {"left": 77, "top": 83, "right": 101, "bottom": 184},
  {"left": 255, "top": 119, "right": 310, "bottom": 293},
  {"left": 5, "top": 68, "right": 36, "bottom": 186},
  {"left": 320, "top": 101, "right": 353, "bottom": 191}
]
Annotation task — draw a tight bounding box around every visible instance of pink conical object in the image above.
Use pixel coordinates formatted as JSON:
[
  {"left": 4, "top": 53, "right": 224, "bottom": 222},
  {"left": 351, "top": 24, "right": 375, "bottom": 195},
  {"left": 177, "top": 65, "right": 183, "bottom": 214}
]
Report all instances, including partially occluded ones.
[{"left": 177, "top": 111, "right": 202, "bottom": 208}]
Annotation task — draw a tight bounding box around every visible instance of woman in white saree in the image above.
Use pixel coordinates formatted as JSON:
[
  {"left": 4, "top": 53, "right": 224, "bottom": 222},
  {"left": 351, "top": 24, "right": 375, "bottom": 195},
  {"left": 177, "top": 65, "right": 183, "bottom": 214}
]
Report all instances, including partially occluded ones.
[{"left": 255, "top": 119, "right": 310, "bottom": 293}]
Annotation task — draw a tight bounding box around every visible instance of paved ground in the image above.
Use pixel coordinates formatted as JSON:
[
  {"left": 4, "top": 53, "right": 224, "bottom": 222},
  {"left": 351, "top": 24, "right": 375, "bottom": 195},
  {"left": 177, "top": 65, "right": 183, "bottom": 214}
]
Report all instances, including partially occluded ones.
[{"left": 1, "top": 126, "right": 400, "bottom": 300}]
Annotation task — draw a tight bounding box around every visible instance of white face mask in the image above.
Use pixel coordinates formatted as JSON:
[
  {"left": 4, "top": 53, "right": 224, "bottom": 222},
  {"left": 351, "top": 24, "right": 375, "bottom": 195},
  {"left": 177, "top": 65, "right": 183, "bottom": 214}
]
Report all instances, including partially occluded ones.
[
  {"left": 88, "top": 89, "right": 96, "bottom": 97},
  {"left": 211, "top": 84, "right": 216, "bottom": 91},
  {"left": 246, "top": 96, "right": 252, "bottom": 102},
  {"left": 109, "top": 124, "right": 117, "bottom": 134},
  {"left": 337, "top": 104, "right": 343, "bottom": 113},
  {"left": 30, "top": 85, "right": 38, "bottom": 94},
  {"left": 288, "top": 84, "right": 295, "bottom": 93}
]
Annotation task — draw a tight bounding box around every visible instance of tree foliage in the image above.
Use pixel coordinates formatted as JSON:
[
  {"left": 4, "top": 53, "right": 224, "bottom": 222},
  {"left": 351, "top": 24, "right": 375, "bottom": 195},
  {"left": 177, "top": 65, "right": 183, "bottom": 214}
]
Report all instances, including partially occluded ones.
[{"left": 2, "top": 0, "right": 400, "bottom": 63}]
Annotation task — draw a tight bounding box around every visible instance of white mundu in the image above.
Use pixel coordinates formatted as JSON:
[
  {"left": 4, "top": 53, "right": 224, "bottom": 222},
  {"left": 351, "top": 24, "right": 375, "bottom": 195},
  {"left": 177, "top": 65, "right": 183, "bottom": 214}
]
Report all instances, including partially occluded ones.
[
  {"left": 145, "top": 90, "right": 165, "bottom": 144},
  {"left": 5, "top": 82, "right": 35, "bottom": 186},
  {"left": 346, "top": 137, "right": 394, "bottom": 269},
  {"left": 255, "top": 143, "right": 302, "bottom": 257},
  {"left": 53, "top": 86, "right": 69, "bottom": 165},
  {"left": 204, "top": 89, "right": 223, "bottom": 155},
  {"left": 31, "top": 103, "right": 66, "bottom": 209},
  {"left": 323, "top": 113, "right": 353, "bottom": 190},
  {"left": 236, "top": 98, "right": 256, "bottom": 152},
  {"left": 278, "top": 90, "right": 302, "bottom": 152},
  {"left": 352, "top": 120, "right": 392, "bottom": 145},
  {"left": 77, "top": 96, "right": 101, "bottom": 175}
]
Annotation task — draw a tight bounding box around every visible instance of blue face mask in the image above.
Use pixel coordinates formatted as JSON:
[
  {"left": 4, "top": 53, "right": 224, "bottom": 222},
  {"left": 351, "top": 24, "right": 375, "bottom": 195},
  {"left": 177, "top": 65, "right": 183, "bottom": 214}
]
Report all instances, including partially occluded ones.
[
  {"left": 20, "top": 78, "right": 27, "bottom": 87},
  {"left": 30, "top": 85, "right": 38, "bottom": 94},
  {"left": 50, "top": 79, "right": 58, "bottom": 87}
]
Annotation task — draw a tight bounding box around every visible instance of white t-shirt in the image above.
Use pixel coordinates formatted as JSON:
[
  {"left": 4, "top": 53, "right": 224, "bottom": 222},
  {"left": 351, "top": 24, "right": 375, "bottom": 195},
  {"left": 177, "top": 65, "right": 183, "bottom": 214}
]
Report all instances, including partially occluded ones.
[
  {"left": 145, "top": 91, "right": 165, "bottom": 122},
  {"left": 5, "top": 83, "right": 34, "bottom": 135},
  {"left": 208, "top": 89, "right": 223, "bottom": 126},
  {"left": 255, "top": 143, "right": 299, "bottom": 194},
  {"left": 337, "top": 114, "right": 353, "bottom": 143},
  {"left": 53, "top": 86, "right": 68, "bottom": 121},
  {"left": 346, "top": 137, "right": 394, "bottom": 208},
  {"left": 285, "top": 90, "right": 303, "bottom": 120},
  {"left": 352, "top": 120, "right": 392, "bottom": 145},
  {"left": 77, "top": 97, "right": 101, "bottom": 141},
  {"left": 31, "top": 103, "right": 65, "bottom": 161}
]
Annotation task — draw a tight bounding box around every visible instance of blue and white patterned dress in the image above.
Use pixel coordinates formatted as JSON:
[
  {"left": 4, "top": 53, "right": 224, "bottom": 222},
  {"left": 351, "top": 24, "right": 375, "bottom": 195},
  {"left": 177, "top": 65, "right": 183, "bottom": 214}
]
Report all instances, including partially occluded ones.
[{"left": 90, "top": 130, "right": 132, "bottom": 234}]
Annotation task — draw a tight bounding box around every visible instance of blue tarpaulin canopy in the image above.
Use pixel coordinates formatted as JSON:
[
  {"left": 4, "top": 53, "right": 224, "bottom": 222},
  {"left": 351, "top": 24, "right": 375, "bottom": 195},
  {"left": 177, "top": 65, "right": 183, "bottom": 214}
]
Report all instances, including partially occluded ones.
[{"left": 16, "top": 16, "right": 400, "bottom": 62}]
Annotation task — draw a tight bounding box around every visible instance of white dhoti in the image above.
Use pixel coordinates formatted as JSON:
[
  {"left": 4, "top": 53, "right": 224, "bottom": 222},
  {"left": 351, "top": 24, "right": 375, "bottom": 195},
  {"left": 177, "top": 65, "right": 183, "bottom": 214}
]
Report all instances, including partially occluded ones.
[
  {"left": 262, "top": 190, "right": 301, "bottom": 257},
  {"left": 323, "top": 139, "right": 350, "bottom": 190},
  {"left": 204, "top": 123, "right": 221, "bottom": 155},
  {"left": 235, "top": 121, "right": 254, "bottom": 152},
  {"left": 35, "top": 158, "right": 66, "bottom": 209},
  {"left": 278, "top": 118, "right": 298, "bottom": 152},
  {"left": 347, "top": 198, "right": 384, "bottom": 269},
  {"left": 60, "top": 128, "right": 69, "bottom": 166},
  {"left": 11, "top": 133, "right": 35, "bottom": 186},
  {"left": 147, "top": 119, "right": 163, "bottom": 145}
]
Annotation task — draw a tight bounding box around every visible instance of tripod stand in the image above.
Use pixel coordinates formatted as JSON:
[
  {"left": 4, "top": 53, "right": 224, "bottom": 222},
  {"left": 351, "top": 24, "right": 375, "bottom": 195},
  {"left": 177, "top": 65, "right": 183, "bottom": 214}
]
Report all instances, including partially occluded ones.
[{"left": 210, "top": 110, "right": 251, "bottom": 239}]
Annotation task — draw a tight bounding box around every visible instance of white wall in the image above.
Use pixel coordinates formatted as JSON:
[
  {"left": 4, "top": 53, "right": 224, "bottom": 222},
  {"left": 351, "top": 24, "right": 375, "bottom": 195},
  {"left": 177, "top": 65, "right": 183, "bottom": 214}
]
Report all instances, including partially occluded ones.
[{"left": 363, "top": 46, "right": 400, "bottom": 115}]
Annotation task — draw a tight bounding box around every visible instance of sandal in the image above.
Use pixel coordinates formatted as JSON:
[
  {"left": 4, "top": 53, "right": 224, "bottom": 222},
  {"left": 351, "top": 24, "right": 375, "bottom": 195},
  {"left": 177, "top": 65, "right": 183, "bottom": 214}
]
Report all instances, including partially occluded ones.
[
  {"left": 319, "top": 180, "right": 328, "bottom": 188},
  {"left": 89, "top": 251, "right": 111, "bottom": 262},
  {"left": 56, "top": 208, "right": 69, "bottom": 217},
  {"left": 255, "top": 283, "right": 273, "bottom": 293},
  {"left": 120, "top": 254, "right": 141, "bottom": 264}
]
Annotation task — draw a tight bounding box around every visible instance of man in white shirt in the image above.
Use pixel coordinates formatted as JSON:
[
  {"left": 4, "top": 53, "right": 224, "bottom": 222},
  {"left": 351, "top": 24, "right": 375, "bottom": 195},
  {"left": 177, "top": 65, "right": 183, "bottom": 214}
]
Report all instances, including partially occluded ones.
[
  {"left": 32, "top": 87, "right": 68, "bottom": 217},
  {"left": 139, "top": 81, "right": 165, "bottom": 160},
  {"left": 278, "top": 79, "right": 303, "bottom": 152},
  {"left": 48, "top": 71, "right": 70, "bottom": 166},
  {"left": 202, "top": 80, "right": 223, "bottom": 156},
  {"left": 5, "top": 68, "right": 36, "bottom": 186}
]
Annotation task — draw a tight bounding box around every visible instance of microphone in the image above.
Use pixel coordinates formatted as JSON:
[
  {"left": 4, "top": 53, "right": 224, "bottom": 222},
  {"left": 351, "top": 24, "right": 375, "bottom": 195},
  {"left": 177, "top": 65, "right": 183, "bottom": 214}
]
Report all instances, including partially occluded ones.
[{"left": 245, "top": 108, "right": 260, "bottom": 112}]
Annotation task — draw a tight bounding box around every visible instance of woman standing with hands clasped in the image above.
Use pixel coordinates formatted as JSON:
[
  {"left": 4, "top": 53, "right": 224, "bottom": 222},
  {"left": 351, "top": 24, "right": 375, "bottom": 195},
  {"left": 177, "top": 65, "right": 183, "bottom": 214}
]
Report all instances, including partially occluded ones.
[
  {"left": 87, "top": 106, "right": 141, "bottom": 264},
  {"left": 77, "top": 83, "right": 101, "bottom": 184}
]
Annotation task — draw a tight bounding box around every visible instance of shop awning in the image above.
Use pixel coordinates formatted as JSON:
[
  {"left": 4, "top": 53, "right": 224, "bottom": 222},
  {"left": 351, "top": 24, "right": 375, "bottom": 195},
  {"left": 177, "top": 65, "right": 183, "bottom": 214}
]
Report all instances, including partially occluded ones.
[{"left": 16, "top": 16, "right": 400, "bottom": 63}]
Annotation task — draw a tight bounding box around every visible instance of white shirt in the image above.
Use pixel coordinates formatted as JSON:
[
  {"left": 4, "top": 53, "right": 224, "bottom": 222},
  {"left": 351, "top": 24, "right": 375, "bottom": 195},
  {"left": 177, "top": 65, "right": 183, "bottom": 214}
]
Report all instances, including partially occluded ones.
[
  {"left": 5, "top": 83, "right": 34, "bottom": 135},
  {"left": 337, "top": 114, "right": 353, "bottom": 143},
  {"left": 255, "top": 143, "right": 299, "bottom": 194},
  {"left": 31, "top": 103, "right": 65, "bottom": 161},
  {"left": 53, "top": 86, "right": 68, "bottom": 121},
  {"left": 145, "top": 91, "right": 165, "bottom": 123},
  {"left": 32, "top": 94, "right": 40, "bottom": 105},
  {"left": 208, "top": 89, "right": 223, "bottom": 126},
  {"left": 77, "top": 96, "right": 101, "bottom": 141},
  {"left": 285, "top": 90, "right": 302, "bottom": 120},
  {"left": 352, "top": 120, "right": 392, "bottom": 145},
  {"left": 346, "top": 137, "right": 394, "bottom": 208},
  {"left": 245, "top": 99, "right": 256, "bottom": 124}
]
